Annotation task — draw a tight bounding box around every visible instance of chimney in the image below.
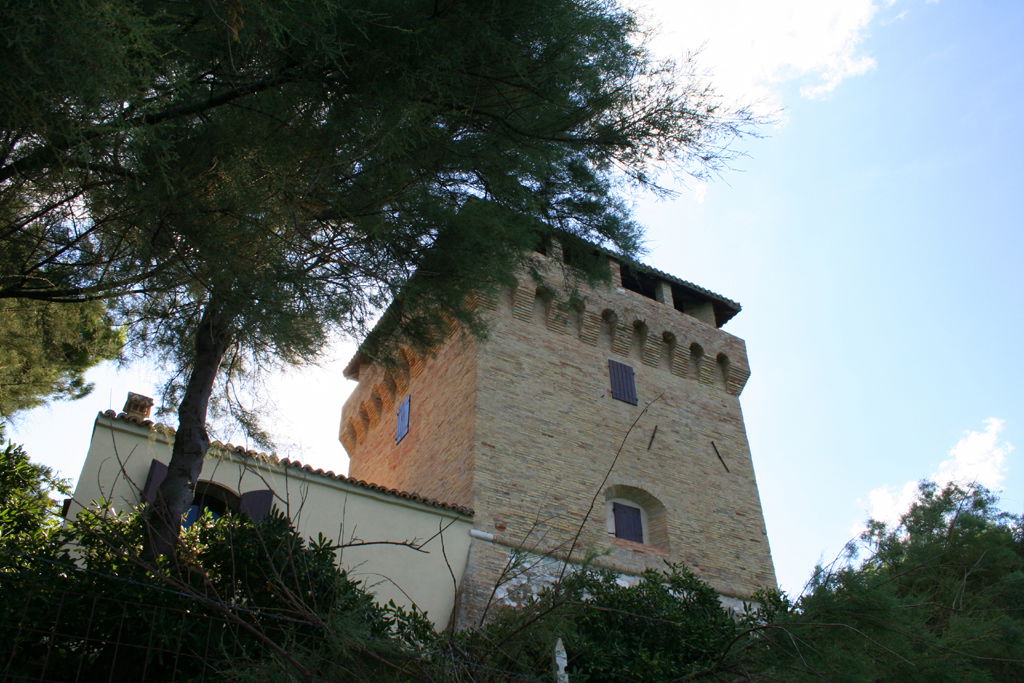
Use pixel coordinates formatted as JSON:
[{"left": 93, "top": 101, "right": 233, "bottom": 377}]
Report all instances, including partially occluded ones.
[{"left": 123, "top": 392, "right": 154, "bottom": 420}]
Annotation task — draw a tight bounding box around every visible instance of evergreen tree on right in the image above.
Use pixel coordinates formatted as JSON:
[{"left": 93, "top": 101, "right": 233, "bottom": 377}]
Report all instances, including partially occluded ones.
[{"left": 752, "top": 482, "right": 1024, "bottom": 681}]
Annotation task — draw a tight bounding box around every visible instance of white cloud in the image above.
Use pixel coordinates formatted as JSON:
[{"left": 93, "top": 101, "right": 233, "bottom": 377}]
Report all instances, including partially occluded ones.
[
  {"left": 624, "top": 0, "right": 883, "bottom": 110},
  {"left": 882, "top": 10, "right": 910, "bottom": 26},
  {"left": 860, "top": 418, "right": 1014, "bottom": 529},
  {"left": 934, "top": 418, "right": 1012, "bottom": 490},
  {"left": 622, "top": 0, "right": 888, "bottom": 203},
  {"left": 863, "top": 479, "right": 920, "bottom": 530}
]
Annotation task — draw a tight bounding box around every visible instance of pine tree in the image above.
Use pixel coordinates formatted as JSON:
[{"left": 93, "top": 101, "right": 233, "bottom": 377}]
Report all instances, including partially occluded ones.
[{"left": 1, "top": 0, "right": 754, "bottom": 557}]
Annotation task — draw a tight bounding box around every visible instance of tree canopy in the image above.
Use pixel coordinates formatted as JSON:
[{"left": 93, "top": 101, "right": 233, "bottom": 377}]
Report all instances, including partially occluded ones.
[
  {"left": 2, "top": 0, "right": 746, "bottom": 306},
  {"left": 749, "top": 482, "right": 1024, "bottom": 680},
  {"left": 0, "top": 427, "right": 68, "bottom": 560},
  {"left": 1, "top": 0, "right": 754, "bottom": 556},
  {"left": 0, "top": 298, "right": 121, "bottom": 418}
]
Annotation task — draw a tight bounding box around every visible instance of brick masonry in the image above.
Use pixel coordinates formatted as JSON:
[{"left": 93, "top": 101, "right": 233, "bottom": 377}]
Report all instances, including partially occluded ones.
[{"left": 341, "top": 251, "right": 776, "bottom": 628}]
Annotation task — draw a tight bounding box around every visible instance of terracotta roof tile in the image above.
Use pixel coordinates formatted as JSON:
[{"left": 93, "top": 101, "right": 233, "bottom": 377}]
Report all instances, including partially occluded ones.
[{"left": 100, "top": 410, "right": 474, "bottom": 516}]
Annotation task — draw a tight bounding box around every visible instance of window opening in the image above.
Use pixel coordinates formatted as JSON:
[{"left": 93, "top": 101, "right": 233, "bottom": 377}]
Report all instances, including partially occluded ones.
[
  {"left": 620, "top": 265, "right": 659, "bottom": 301},
  {"left": 608, "top": 359, "right": 638, "bottom": 405},
  {"left": 396, "top": 395, "right": 411, "bottom": 443},
  {"left": 184, "top": 482, "right": 240, "bottom": 528},
  {"left": 612, "top": 502, "right": 644, "bottom": 543},
  {"left": 605, "top": 485, "right": 669, "bottom": 550}
]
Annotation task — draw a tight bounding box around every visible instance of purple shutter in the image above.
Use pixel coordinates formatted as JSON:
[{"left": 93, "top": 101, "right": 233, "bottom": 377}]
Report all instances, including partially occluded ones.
[
  {"left": 613, "top": 502, "right": 644, "bottom": 543},
  {"left": 608, "top": 360, "right": 638, "bottom": 405},
  {"left": 142, "top": 459, "right": 168, "bottom": 504},
  {"left": 396, "top": 395, "right": 411, "bottom": 443},
  {"left": 239, "top": 489, "right": 274, "bottom": 522}
]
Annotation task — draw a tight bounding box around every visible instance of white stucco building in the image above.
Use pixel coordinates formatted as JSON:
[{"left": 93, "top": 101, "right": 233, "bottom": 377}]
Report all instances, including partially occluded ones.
[{"left": 70, "top": 397, "right": 473, "bottom": 630}]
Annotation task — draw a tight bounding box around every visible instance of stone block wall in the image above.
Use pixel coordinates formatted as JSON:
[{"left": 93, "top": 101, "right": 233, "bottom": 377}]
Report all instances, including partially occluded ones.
[{"left": 342, "top": 251, "right": 776, "bottom": 628}]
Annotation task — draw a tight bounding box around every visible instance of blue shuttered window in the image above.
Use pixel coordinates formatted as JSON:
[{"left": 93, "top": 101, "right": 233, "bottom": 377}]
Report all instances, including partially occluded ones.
[
  {"left": 608, "top": 359, "right": 638, "bottom": 405},
  {"left": 612, "top": 502, "right": 644, "bottom": 543},
  {"left": 239, "top": 489, "right": 275, "bottom": 522},
  {"left": 396, "top": 395, "right": 411, "bottom": 443},
  {"left": 142, "top": 459, "right": 168, "bottom": 504}
]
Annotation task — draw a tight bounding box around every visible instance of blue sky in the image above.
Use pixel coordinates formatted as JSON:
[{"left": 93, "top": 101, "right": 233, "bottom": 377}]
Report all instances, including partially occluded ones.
[{"left": 7, "top": 0, "right": 1021, "bottom": 596}]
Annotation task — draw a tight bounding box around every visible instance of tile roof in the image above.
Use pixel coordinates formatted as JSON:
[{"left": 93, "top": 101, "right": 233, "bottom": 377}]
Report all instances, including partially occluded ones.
[
  {"left": 608, "top": 247, "right": 742, "bottom": 311},
  {"left": 99, "top": 410, "right": 474, "bottom": 517}
]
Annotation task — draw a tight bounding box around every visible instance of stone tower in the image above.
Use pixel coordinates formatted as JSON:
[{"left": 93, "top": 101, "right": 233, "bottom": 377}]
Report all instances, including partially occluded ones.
[{"left": 340, "top": 245, "right": 776, "bottom": 627}]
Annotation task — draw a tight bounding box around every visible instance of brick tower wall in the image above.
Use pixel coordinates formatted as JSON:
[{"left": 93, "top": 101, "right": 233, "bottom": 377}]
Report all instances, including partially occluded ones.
[
  {"left": 341, "top": 250, "right": 777, "bottom": 628},
  {"left": 454, "top": 253, "right": 776, "bottom": 625},
  {"left": 341, "top": 333, "right": 479, "bottom": 509}
]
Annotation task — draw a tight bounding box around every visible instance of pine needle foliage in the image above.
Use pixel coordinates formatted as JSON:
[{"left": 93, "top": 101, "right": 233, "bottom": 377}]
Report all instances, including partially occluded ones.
[
  {"left": 750, "top": 483, "right": 1024, "bottom": 681},
  {"left": 1, "top": 0, "right": 758, "bottom": 557},
  {"left": 0, "top": 298, "right": 121, "bottom": 417}
]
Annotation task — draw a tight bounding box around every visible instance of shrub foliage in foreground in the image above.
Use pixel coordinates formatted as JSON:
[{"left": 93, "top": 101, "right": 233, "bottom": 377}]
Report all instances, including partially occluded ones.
[
  {"left": 3, "top": 429, "right": 1023, "bottom": 681},
  {"left": 438, "top": 565, "right": 744, "bottom": 682},
  {"left": 0, "top": 504, "right": 419, "bottom": 681}
]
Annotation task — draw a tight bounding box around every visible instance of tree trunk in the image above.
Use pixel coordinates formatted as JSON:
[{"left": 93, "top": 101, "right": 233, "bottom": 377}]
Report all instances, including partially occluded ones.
[{"left": 143, "top": 299, "right": 232, "bottom": 561}]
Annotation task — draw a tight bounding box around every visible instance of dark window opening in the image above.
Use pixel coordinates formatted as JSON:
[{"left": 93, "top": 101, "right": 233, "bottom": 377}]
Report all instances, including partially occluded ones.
[
  {"left": 670, "top": 282, "right": 727, "bottom": 327},
  {"left": 608, "top": 359, "right": 638, "bottom": 405},
  {"left": 184, "top": 482, "right": 240, "bottom": 528},
  {"left": 396, "top": 395, "right": 411, "bottom": 443},
  {"left": 669, "top": 281, "right": 700, "bottom": 314},
  {"left": 613, "top": 502, "right": 644, "bottom": 543},
  {"left": 620, "top": 265, "right": 659, "bottom": 301}
]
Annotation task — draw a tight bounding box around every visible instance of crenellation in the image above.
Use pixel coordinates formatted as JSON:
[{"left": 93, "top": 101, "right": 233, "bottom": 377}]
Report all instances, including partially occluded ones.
[
  {"left": 478, "top": 290, "right": 499, "bottom": 311},
  {"left": 697, "top": 354, "right": 717, "bottom": 385},
  {"left": 725, "top": 365, "right": 751, "bottom": 396},
  {"left": 362, "top": 397, "right": 380, "bottom": 426},
  {"left": 392, "top": 367, "right": 410, "bottom": 395},
  {"left": 642, "top": 333, "right": 662, "bottom": 367},
  {"left": 548, "top": 238, "right": 564, "bottom": 262},
  {"left": 608, "top": 256, "right": 623, "bottom": 288},
  {"left": 511, "top": 283, "right": 535, "bottom": 322},
  {"left": 401, "top": 347, "right": 426, "bottom": 378},
  {"left": 340, "top": 423, "right": 356, "bottom": 453},
  {"left": 372, "top": 383, "right": 394, "bottom": 412},
  {"left": 655, "top": 279, "right": 674, "bottom": 305},
  {"left": 630, "top": 321, "right": 648, "bottom": 362},
  {"left": 485, "top": 268, "right": 754, "bottom": 395},
  {"left": 611, "top": 323, "right": 633, "bottom": 356},
  {"left": 671, "top": 342, "right": 690, "bottom": 378},
  {"left": 545, "top": 301, "right": 569, "bottom": 334},
  {"left": 352, "top": 412, "right": 367, "bottom": 443}
]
